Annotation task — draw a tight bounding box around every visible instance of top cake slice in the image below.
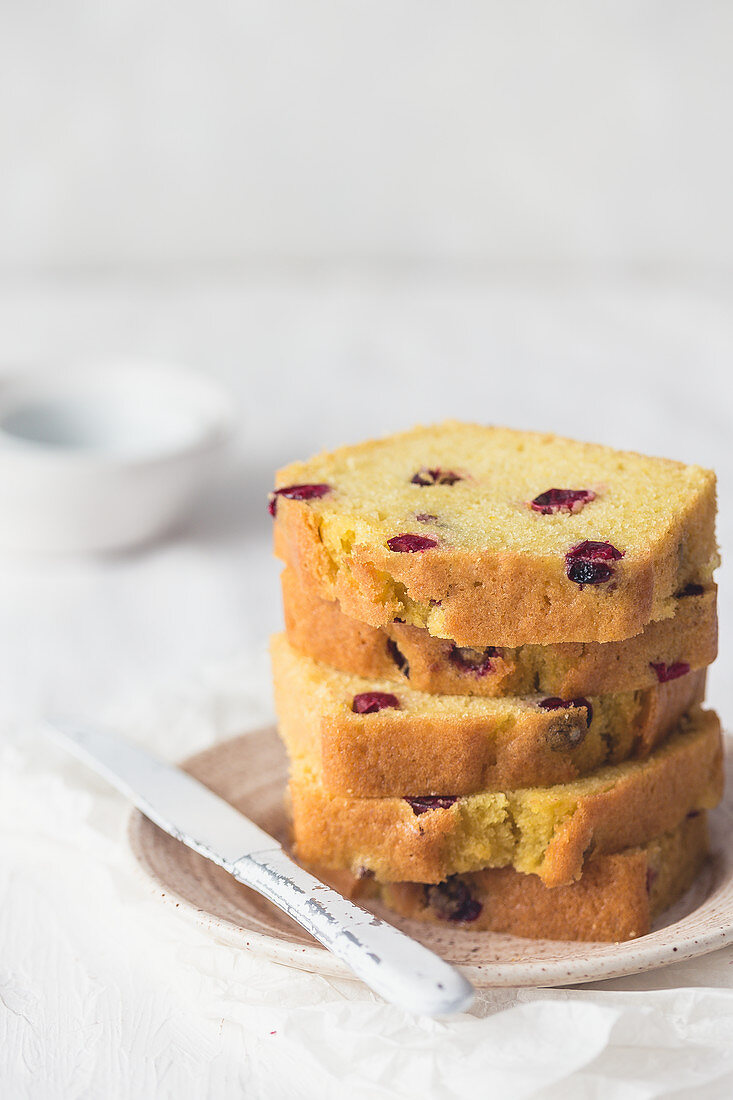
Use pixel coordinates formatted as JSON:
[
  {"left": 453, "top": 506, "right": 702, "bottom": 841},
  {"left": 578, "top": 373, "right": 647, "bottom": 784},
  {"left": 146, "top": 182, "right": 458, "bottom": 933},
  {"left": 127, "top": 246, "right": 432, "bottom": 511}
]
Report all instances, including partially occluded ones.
[{"left": 272, "top": 422, "right": 717, "bottom": 645}]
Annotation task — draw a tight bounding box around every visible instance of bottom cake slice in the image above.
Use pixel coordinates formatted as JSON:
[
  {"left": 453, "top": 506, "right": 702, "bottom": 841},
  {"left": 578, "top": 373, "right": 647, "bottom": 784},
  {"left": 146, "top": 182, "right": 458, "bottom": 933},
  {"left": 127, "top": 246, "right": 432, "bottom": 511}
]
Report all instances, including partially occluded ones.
[
  {"left": 288, "top": 709, "right": 722, "bottom": 887},
  {"left": 314, "top": 812, "right": 709, "bottom": 943}
]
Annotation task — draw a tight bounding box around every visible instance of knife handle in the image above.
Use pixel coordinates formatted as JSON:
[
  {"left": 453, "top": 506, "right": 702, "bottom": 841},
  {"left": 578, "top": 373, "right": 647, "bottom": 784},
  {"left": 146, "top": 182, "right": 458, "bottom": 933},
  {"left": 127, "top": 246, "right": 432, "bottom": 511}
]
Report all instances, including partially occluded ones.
[
  {"left": 232, "top": 847, "right": 474, "bottom": 1017},
  {"left": 46, "top": 716, "right": 474, "bottom": 1016}
]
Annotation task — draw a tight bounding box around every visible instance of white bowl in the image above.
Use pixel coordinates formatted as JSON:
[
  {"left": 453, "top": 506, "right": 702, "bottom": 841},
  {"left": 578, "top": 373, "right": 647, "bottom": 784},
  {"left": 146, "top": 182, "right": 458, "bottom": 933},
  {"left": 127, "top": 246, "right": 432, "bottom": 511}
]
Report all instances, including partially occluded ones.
[{"left": 0, "top": 362, "right": 235, "bottom": 553}]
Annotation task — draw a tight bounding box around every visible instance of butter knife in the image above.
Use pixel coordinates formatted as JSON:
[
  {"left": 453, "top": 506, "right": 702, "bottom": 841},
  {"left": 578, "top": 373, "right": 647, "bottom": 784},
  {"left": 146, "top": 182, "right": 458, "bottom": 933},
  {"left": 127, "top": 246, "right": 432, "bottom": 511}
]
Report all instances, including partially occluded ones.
[{"left": 47, "top": 717, "right": 475, "bottom": 1017}]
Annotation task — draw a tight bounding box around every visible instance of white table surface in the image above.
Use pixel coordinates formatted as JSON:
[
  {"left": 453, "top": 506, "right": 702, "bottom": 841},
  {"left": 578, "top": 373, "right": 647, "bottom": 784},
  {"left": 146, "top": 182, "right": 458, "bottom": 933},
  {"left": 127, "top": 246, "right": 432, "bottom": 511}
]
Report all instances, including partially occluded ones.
[{"left": 3, "top": 274, "right": 733, "bottom": 1099}]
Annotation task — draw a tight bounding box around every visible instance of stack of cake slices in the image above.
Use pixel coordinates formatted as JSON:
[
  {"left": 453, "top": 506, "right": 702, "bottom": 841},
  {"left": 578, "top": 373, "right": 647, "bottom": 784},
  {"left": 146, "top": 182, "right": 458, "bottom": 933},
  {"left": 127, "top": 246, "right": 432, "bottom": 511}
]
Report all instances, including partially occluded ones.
[{"left": 269, "top": 423, "right": 722, "bottom": 942}]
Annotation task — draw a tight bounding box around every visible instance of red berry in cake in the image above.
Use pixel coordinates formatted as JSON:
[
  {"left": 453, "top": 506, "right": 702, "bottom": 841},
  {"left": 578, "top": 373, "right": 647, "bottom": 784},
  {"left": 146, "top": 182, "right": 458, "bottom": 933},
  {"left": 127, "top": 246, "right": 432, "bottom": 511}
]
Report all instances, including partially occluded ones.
[
  {"left": 268, "top": 483, "right": 331, "bottom": 517},
  {"left": 565, "top": 540, "right": 624, "bottom": 585},
  {"left": 568, "top": 540, "right": 624, "bottom": 562},
  {"left": 539, "top": 696, "right": 594, "bottom": 727},
  {"left": 411, "top": 468, "right": 463, "bottom": 486},
  {"left": 425, "top": 878, "right": 482, "bottom": 922},
  {"left": 406, "top": 795, "right": 459, "bottom": 815},
  {"left": 387, "top": 534, "right": 438, "bottom": 553},
  {"left": 650, "top": 661, "right": 691, "bottom": 683},
  {"left": 386, "top": 638, "right": 409, "bottom": 677},
  {"left": 530, "top": 489, "right": 596, "bottom": 514},
  {"left": 449, "top": 645, "right": 498, "bottom": 676},
  {"left": 352, "top": 691, "right": 401, "bottom": 714},
  {"left": 415, "top": 513, "right": 438, "bottom": 524}
]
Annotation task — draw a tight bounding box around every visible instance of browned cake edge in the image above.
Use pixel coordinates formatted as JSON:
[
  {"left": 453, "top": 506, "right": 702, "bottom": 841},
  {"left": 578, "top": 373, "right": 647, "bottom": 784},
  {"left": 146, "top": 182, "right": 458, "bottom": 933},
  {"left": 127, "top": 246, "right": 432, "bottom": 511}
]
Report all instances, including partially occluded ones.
[
  {"left": 282, "top": 568, "right": 718, "bottom": 696},
  {"left": 272, "top": 634, "right": 707, "bottom": 797},
  {"left": 273, "top": 470, "right": 717, "bottom": 645},
  {"left": 288, "top": 710, "right": 723, "bottom": 887},
  {"left": 313, "top": 813, "right": 709, "bottom": 943}
]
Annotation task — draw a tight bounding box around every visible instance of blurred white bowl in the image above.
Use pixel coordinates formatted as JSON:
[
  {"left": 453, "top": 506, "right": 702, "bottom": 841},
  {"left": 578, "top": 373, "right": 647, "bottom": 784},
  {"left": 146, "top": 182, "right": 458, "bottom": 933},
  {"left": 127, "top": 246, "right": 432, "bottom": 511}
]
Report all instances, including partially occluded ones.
[{"left": 0, "top": 361, "right": 235, "bottom": 553}]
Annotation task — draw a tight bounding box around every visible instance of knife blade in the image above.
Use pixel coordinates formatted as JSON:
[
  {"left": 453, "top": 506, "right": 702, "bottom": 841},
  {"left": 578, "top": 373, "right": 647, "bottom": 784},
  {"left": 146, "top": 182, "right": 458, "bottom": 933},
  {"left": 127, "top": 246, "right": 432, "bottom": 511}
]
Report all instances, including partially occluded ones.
[{"left": 47, "top": 716, "right": 475, "bottom": 1017}]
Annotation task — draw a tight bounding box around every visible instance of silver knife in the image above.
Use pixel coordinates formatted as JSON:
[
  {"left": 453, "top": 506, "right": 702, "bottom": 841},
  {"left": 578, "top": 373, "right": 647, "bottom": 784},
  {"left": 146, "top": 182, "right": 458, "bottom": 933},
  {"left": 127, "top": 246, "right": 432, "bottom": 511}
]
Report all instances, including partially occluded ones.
[{"left": 47, "top": 717, "right": 475, "bottom": 1017}]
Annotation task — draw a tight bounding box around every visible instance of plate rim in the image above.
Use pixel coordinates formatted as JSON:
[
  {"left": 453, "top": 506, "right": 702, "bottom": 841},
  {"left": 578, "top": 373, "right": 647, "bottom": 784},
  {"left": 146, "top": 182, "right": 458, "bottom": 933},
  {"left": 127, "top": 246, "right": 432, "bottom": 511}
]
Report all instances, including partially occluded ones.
[{"left": 127, "top": 725, "right": 733, "bottom": 990}]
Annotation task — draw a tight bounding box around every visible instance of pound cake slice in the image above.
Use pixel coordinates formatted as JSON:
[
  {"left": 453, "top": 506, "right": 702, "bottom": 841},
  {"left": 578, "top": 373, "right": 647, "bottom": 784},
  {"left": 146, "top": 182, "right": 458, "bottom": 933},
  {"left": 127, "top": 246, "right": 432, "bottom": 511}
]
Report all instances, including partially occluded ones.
[
  {"left": 288, "top": 708, "right": 722, "bottom": 887},
  {"left": 314, "top": 812, "right": 709, "bottom": 942},
  {"left": 272, "top": 423, "right": 717, "bottom": 645},
  {"left": 282, "top": 568, "right": 718, "bottom": 697},
  {"left": 272, "top": 633, "right": 706, "bottom": 797}
]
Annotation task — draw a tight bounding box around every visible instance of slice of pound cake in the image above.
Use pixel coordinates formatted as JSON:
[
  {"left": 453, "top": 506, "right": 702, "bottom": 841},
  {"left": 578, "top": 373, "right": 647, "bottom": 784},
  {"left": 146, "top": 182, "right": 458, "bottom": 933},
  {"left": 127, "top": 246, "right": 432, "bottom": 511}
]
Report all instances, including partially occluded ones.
[
  {"left": 271, "top": 423, "right": 717, "bottom": 645},
  {"left": 287, "top": 708, "right": 722, "bottom": 887},
  {"left": 282, "top": 568, "right": 718, "bottom": 697},
  {"left": 272, "top": 634, "right": 706, "bottom": 797},
  {"left": 314, "top": 812, "right": 709, "bottom": 942}
]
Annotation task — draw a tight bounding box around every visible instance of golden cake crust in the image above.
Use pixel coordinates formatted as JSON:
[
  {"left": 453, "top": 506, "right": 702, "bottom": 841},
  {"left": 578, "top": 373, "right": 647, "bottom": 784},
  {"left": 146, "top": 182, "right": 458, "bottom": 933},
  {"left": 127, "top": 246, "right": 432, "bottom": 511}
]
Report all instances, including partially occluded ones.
[
  {"left": 273, "top": 423, "right": 718, "bottom": 646},
  {"left": 314, "top": 813, "right": 709, "bottom": 942},
  {"left": 272, "top": 633, "right": 706, "bottom": 797},
  {"left": 288, "top": 710, "right": 722, "bottom": 887},
  {"left": 282, "top": 568, "right": 718, "bottom": 697}
]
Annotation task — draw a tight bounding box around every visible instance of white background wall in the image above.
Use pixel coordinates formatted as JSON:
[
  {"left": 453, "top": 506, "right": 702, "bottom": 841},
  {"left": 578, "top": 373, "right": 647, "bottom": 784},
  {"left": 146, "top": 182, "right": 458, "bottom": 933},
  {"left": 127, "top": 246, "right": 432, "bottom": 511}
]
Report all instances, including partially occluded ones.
[{"left": 2, "top": 1, "right": 733, "bottom": 275}]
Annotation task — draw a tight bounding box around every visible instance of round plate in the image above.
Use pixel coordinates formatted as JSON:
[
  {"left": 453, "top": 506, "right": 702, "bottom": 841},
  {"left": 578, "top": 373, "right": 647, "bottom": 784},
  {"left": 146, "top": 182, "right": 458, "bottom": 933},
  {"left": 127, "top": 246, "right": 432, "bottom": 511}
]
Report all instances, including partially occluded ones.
[{"left": 128, "top": 726, "right": 733, "bottom": 988}]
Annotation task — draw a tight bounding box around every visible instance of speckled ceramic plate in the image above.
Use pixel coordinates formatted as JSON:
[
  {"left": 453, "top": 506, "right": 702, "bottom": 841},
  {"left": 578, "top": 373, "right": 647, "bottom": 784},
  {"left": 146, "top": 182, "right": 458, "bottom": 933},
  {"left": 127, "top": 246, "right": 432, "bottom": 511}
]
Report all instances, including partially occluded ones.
[{"left": 128, "top": 725, "right": 733, "bottom": 989}]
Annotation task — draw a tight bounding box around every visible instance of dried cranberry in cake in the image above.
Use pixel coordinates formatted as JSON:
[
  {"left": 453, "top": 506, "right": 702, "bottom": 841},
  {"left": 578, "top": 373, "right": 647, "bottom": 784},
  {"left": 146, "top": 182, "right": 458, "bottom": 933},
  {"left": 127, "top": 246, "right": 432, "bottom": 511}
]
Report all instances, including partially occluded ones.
[
  {"left": 569, "top": 541, "right": 624, "bottom": 562},
  {"left": 415, "top": 513, "right": 438, "bottom": 523},
  {"left": 406, "top": 795, "right": 458, "bottom": 815},
  {"left": 678, "top": 583, "right": 705, "bottom": 597},
  {"left": 566, "top": 560, "right": 612, "bottom": 584},
  {"left": 449, "top": 645, "right": 498, "bottom": 676},
  {"left": 352, "top": 691, "right": 401, "bottom": 714},
  {"left": 387, "top": 534, "right": 438, "bottom": 553},
  {"left": 425, "top": 879, "right": 482, "bottom": 922},
  {"left": 650, "top": 661, "right": 691, "bottom": 683},
  {"left": 530, "top": 488, "right": 596, "bottom": 514},
  {"left": 567, "top": 540, "right": 624, "bottom": 562},
  {"left": 646, "top": 866, "right": 658, "bottom": 893},
  {"left": 268, "top": 482, "right": 331, "bottom": 517},
  {"left": 539, "top": 696, "right": 594, "bottom": 727},
  {"left": 565, "top": 540, "right": 624, "bottom": 585},
  {"left": 411, "top": 467, "right": 463, "bottom": 486},
  {"left": 386, "top": 638, "right": 409, "bottom": 677}
]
